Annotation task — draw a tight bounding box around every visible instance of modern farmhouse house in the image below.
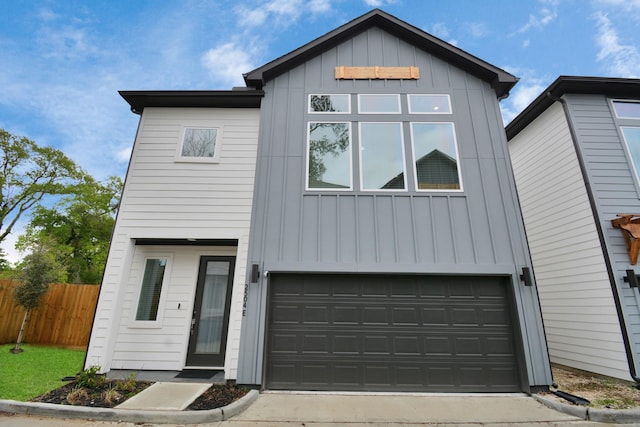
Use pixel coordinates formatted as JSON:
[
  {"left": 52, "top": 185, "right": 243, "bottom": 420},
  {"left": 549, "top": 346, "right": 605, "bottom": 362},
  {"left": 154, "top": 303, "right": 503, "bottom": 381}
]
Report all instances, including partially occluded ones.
[
  {"left": 86, "top": 9, "right": 553, "bottom": 393},
  {"left": 507, "top": 76, "right": 640, "bottom": 383}
]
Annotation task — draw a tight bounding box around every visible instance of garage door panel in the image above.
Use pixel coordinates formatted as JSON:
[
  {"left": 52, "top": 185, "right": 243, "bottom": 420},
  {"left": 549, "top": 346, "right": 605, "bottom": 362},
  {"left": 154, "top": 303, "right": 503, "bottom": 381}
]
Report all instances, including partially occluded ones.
[{"left": 266, "top": 274, "right": 521, "bottom": 392}]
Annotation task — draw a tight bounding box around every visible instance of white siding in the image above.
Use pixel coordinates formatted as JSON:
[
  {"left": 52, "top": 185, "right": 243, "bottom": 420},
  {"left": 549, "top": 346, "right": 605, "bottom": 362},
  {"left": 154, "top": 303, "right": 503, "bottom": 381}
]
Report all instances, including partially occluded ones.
[
  {"left": 86, "top": 107, "right": 260, "bottom": 379},
  {"left": 509, "top": 102, "right": 630, "bottom": 380}
]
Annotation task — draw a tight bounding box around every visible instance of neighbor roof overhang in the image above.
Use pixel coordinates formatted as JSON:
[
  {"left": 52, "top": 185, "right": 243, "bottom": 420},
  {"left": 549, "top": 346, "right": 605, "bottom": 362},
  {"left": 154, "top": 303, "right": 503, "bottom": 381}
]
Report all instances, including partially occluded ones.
[
  {"left": 243, "top": 9, "right": 518, "bottom": 99},
  {"left": 506, "top": 76, "right": 640, "bottom": 140},
  {"left": 119, "top": 89, "right": 264, "bottom": 114}
]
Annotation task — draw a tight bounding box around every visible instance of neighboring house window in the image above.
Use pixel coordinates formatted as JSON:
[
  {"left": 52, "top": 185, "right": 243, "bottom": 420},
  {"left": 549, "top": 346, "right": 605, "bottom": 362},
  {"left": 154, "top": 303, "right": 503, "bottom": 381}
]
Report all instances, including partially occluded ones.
[
  {"left": 613, "top": 100, "right": 640, "bottom": 187},
  {"left": 359, "top": 122, "right": 407, "bottom": 190},
  {"left": 179, "top": 127, "right": 219, "bottom": 160},
  {"left": 410, "top": 122, "right": 461, "bottom": 190},
  {"left": 309, "top": 94, "right": 350, "bottom": 113},
  {"left": 306, "top": 122, "right": 352, "bottom": 190},
  {"left": 135, "top": 258, "right": 168, "bottom": 322}
]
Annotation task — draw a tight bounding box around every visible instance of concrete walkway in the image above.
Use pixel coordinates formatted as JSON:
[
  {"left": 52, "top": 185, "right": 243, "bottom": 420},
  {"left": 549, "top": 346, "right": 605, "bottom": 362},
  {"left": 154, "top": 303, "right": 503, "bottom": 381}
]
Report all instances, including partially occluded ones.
[{"left": 115, "top": 382, "right": 211, "bottom": 411}]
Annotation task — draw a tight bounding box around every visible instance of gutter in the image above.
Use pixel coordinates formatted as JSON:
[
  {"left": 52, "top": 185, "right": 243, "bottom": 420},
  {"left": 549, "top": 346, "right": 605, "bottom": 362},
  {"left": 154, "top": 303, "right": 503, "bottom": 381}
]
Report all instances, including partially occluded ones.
[{"left": 549, "top": 92, "right": 640, "bottom": 386}]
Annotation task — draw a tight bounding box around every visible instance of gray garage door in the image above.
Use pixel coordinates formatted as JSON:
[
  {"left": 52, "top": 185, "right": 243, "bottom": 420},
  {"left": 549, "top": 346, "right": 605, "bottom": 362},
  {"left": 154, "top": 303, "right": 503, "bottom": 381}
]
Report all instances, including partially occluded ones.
[{"left": 265, "top": 274, "right": 521, "bottom": 392}]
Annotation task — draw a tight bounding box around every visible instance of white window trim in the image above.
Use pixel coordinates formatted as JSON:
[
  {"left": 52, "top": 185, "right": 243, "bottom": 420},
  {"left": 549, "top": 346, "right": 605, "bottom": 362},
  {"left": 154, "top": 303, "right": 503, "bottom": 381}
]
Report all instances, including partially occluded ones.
[
  {"left": 611, "top": 99, "right": 640, "bottom": 120},
  {"left": 407, "top": 94, "right": 452, "bottom": 114},
  {"left": 175, "top": 126, "right": 223, "bottom": 163},
  {"left": 129, "top": 253, "right": 173, "bottom": 329},
  {"left": 308, "top": 94, "right": 351, "bottom": 114},
  {"left": 358, "top": 94, "right": 402, "bottom": 114},
  {"left": 410, "top": 122, "right": 464, "bottom": 192},
  {"left": 305, "top": 121, "right": 353, "bottom": 191},
  {"left": 358, "top": 122, "right": 408, "bottom": 192}
]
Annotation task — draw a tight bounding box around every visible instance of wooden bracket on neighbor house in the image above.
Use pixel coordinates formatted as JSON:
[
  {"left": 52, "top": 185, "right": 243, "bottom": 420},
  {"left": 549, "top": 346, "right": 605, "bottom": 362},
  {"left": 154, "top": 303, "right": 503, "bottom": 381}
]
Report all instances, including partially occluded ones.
[{"left": 611, "top": 214, "right": 640, "bottom": 265}]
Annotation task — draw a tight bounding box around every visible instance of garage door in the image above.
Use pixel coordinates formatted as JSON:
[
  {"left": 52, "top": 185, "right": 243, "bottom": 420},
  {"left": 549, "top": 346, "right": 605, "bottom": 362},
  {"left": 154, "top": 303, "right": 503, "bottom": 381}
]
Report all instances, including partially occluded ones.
[{"left": 265, "top": 274, "right": 521, "bottom": 392}]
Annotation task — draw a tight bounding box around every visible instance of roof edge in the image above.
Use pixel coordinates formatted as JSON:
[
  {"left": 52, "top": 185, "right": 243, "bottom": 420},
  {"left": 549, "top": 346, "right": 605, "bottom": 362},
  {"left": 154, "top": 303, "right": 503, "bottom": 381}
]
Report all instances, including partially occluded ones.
[
  {"left": 243, "top": 9, "right": 517, "bottom": 98},
  {"left": 506, "top": 76, "right": 640, "bottom": 140},
  {"left": 119, "top": 90, "right": 264, "bottom": 114}
]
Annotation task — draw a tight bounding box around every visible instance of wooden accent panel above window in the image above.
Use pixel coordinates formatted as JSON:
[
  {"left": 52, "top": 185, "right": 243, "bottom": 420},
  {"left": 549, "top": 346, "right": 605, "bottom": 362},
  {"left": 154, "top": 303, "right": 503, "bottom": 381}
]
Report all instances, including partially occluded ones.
[{"left": 335, "top": 66, "right": 420, "bottom": 80}]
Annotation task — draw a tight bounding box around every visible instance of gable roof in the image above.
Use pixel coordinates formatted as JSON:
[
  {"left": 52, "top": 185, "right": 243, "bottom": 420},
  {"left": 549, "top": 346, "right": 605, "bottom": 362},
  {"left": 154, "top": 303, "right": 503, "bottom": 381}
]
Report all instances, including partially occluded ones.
[
  {"left": 506, "top": 76, "right": 640, "bottom": 140},
  {"left": 243, "top": 9, "right": 518, "bottom": 98}
]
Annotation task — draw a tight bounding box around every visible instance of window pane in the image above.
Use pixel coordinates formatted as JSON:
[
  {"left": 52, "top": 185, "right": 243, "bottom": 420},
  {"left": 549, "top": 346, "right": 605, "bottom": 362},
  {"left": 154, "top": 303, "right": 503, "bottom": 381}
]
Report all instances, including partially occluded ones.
[
  {"left": 358, "top": 94, "right": 401, "bottom": 113},
  {"left": 307, "top": 122, "right": 352, "bottom": 189},
  {"left": 613, "top": 101, "right": 640, "bottom": 119},
  {"left": 309, "top": 94, "right": 350, "bottom": 113},
  {"left": 136, "top": 258, "right": 167, "bottom": 321},
  {"left": 360, "top": 122, "right": 406, "bottom": 190},
  {"left": 196, "top": 261, "right": 230, "bottom": 354},
  {"left": 622, "top": 127, "right": 640, "bottom": 183},
  {"left": 181, "top": 128, "right": 217, "bottom": 158},
  {"left": 411, "top": 123, "right": 461, "bottom": 190},
  {"left": 408, "top": 95, "right": 451, "bottom": 114}
]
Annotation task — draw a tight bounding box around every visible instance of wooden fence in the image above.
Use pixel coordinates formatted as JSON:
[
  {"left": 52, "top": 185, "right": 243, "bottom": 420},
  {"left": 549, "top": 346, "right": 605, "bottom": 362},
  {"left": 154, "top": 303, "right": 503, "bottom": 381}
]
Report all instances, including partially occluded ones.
[{"left": 0, "top": 279, "right": 100, "bottom": 349}]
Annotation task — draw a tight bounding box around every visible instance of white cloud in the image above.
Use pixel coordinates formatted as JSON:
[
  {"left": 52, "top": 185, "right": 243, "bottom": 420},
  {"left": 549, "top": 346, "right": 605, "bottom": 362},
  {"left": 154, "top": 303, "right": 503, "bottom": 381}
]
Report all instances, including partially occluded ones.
[
  {"left": 594, "top": 12, "right": 640, "bottom": 77},
  {"left": 511, "top": 1, "right": 558, "bottom": 35},
  {"left": 236, "top": 0, "right": 332, "bottom": 28},
  {"left": 309, "top": 0, "right": 332, "bottom": 13},
  {"left": 499, "top": 67, "right": 549, "bottom": 123},
  {"left": 465, "top": 22, "right": 488, "bottom": 38},
  {"left": 202, "top": 42, "right": 257, "bottom": 87},
  {"left": 593, "top": 0, "right": 640, "bottom": 13}
]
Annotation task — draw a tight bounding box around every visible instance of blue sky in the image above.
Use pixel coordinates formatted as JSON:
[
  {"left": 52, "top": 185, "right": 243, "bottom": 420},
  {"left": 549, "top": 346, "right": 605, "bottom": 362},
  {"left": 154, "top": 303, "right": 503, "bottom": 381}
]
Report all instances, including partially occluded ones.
[{"left": 1, "top": 0, "right": 640, "bottom": 262}]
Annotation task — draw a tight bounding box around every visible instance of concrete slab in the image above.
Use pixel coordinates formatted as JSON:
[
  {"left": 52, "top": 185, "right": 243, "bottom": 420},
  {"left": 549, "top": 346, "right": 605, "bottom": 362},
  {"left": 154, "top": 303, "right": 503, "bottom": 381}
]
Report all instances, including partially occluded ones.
[
  {"left": 115, "top": 382, "right": 211, "bottom": 411},
  {"left": 230, "top": 393, "right": 583, "bottom": 425}
]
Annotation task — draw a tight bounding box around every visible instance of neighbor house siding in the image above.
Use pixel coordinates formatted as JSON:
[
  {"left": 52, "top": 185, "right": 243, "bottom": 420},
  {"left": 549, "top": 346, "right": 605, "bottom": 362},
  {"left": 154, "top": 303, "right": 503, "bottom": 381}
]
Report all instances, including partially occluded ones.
[
  {"left": 508, "top": 101, "right": 629, "bottom": 380},
  {"left": 239, "top": 26, "right": 550, "bottom": 387},
  {"left": 564, "top": 93, "right": 640, "bottom": 379},
  {"left": 86, "top": 107, "right": 260, "bottom": 378}
]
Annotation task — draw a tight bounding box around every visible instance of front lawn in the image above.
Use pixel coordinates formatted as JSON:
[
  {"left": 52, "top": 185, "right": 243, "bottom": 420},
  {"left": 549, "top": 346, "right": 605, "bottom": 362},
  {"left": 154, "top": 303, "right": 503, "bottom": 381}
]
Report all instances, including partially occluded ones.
[{"left": 0, "top": 344, "right": 85, "bottom": 401}]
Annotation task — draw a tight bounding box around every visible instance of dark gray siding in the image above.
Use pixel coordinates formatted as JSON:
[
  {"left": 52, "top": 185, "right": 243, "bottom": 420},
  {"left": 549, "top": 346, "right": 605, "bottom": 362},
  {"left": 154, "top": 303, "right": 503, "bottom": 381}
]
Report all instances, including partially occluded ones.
[
  {"left": 564, "top": 93, "right": 640, "bottom": 378},
  {"left": 238, "top": 26, "right": 550, "bottom": 387}
]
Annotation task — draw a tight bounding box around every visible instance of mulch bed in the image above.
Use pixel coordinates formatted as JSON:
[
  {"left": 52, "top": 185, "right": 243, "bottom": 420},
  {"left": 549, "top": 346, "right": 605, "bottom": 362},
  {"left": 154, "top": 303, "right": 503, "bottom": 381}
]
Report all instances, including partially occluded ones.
[{"left": 31, "top": 380, "right": 249, "bottom": 410}]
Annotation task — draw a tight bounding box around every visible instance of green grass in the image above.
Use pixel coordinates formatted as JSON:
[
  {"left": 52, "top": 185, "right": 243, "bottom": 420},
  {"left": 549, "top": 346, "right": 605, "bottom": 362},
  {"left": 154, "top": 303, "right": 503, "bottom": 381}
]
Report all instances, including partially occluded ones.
[{"left": 0, "top": 344, "right": 85, "bottom": 401}]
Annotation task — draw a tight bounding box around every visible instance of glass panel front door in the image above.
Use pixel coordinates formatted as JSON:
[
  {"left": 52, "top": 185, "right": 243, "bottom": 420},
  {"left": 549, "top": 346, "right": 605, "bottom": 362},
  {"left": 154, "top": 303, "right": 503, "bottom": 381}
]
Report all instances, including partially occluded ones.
[{"left": 186, "top": 256, "right": 235, "bottom": 367}]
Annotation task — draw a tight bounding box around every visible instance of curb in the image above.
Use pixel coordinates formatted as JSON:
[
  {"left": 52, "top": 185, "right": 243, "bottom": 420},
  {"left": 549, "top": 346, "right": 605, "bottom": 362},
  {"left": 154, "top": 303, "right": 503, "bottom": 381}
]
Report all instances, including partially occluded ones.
[
  {"left": 533, "top": 394, "right": 640, "bottom": 424},
  {"left": 0, "top": 389, "right": 259, "bottom": 424}
]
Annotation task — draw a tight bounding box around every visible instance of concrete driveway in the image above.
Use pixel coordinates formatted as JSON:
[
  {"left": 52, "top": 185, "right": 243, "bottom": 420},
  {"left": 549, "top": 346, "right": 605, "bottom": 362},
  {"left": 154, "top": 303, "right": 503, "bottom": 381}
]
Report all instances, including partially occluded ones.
[{"left": 1, "top": 392, "right": 636, "bottom": 426}]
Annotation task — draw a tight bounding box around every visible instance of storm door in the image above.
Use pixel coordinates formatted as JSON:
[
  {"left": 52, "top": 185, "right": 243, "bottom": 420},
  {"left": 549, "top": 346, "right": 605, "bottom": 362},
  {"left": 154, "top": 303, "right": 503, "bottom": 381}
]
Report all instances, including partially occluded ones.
[{"left": 186, "top": 256, "right": 235, "bottom": 367}]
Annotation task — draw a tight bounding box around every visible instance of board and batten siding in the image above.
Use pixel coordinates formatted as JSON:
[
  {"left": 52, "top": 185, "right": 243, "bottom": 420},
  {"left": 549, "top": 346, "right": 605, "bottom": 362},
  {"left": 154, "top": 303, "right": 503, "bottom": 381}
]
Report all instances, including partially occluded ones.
[
  {"left": 508, "top": 101, "right": 629, "bottom": 380},
  {"left": 86, "top": 107, "right": 260, "bottom": 378},
  {"left": 564, "top": 93, "right": 640, "bottom": 379},
  {"left": 238, "top": 26, "right": 551, "bottom": 387}
]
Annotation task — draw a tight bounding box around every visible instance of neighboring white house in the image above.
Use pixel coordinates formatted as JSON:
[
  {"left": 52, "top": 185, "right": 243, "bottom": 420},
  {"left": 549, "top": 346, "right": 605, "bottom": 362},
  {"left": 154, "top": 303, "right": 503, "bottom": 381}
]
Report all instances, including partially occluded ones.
[
  {"left": 84, "top": 92, "right": 262, "bottom": 381},
  {"left": 507, "top": 76, "right": 640, "bottom": 383}
]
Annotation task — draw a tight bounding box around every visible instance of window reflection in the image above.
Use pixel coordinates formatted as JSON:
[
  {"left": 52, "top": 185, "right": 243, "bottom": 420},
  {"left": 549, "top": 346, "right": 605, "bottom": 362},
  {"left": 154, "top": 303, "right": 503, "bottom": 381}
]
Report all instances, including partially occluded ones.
[{"left": 360, "top": 123, "right": 406, "bottom": 190}]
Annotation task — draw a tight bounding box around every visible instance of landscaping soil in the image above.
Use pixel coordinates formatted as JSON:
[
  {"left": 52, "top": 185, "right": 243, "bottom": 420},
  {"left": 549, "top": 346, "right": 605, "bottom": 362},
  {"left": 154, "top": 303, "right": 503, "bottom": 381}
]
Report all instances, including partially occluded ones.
[
  {"left": 31, "top": 380, "right": 249, "bottom": 410},
  {"left": 31, "top": 380, "right": 153, "bottom": 408}
]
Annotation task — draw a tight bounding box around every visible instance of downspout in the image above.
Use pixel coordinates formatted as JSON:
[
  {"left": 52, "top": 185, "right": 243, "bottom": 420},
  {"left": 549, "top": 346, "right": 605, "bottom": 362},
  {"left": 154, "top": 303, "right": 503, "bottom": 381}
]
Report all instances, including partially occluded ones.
[{"left": 549, "top": 92, "right": 640, "bottom": 385}]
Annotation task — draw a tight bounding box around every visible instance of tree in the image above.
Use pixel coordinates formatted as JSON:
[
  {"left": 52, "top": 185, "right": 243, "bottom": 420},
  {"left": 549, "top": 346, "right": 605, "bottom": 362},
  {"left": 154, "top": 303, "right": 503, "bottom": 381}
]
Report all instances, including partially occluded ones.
[
  {"left": 1, "top": 129, "right": 85, "bottom": 246},
  {"left": 11, "top": 241, "right": 66, "bottom": 353},
  {"left": 16, "top": 176, "right": 122, "bottom": 284}
]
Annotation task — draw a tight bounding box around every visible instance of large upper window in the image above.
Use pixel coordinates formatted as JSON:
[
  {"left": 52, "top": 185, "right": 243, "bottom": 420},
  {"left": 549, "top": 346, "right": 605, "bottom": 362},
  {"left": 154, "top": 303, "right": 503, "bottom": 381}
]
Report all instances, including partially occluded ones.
[
  {"left": 613, "top": 100, "right": 640, "bottom": 188},
  {"left": 306, "top": 122, "right": 352, "bottom": 190},
  {"left": 410, "top": 123, "right": 461, "bottom": 190},
  {"left": 360, "top": 122, "right": 406, "bottom": 190},
  {"left": 179, "top": 127, "right": 219, "bottom": 160},
  {"left": 306, "top": 93, "right": 461, "bottom": 192}
]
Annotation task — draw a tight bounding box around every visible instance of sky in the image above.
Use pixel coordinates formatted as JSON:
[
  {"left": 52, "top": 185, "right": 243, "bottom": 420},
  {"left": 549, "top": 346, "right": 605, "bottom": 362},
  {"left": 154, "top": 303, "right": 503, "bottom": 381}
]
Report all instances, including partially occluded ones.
[{"left": 1, "top": 0, "right": 640, "bottom": 263}]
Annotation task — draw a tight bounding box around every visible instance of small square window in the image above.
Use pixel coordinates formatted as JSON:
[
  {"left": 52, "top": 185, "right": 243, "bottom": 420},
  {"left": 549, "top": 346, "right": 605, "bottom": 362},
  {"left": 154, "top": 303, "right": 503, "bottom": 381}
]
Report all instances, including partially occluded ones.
[
  {"left": 613, "top": 101, "right": 640, "bottom": 119},
  {"left": 358, "top": 94, "right": 401, "bottom": 114},
  {"left": 408, "top": 95, "right": 452, "bottom": 114},
  {"left": 309, "top": 94, "right": 350, "bottom": 113},
  {"left": 180, "top": 128, "right": 219, "bottom": 159}
]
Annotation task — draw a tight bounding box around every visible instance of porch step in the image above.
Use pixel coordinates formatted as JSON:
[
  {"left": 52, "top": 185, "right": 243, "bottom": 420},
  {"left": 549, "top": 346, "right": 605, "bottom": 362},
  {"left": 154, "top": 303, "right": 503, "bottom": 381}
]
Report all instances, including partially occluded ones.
[{"left": 116, "top": 382, "right": 211, "bottom": 411}]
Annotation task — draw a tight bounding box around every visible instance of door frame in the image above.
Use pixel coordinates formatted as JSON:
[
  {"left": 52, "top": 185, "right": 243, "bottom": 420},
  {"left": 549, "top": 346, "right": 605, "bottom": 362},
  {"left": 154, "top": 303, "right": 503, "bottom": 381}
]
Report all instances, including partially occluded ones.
[{"left": 185, "top": 255, "right": 235, "bottom": 367}]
